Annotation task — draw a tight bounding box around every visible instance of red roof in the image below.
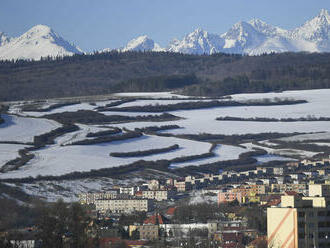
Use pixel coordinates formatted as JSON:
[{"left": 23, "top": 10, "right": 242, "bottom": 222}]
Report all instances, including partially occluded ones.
[
  {"left": 269, "top": 198, "right": 281, "bottom": 206},
  {"left": 144, "top": 214, "right": 169, "bottom": 225},
  {"left": 135, "top": 191, "right": 142, "bottom": 196},
  {"left": 285, "top": 191, "right": 298, "bottom": 196},
  {"left": 166, "top": 207, "right": 176, "bottom": 216},
  {"left": 248, "top": 236, "right": 267, "bottom": 247}
]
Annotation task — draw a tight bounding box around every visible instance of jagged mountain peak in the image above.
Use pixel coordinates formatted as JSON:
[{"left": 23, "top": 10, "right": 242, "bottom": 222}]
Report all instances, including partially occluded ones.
[
  {"left": 190, "top": 28, "right": 207, "bottom": 35},
  {"left": 248, "top": 18, "right": 287, "bottom": 37},
  {"left": 26, "top": 24, "right": 53, "bottom": 34},
  {"left": 122, "top": 35, "right": 164, "bottom": 52},
  {"left": 291, "top": 8, "right": 330, "bottom": 45},
  {"left": 168, "top": 28, "right": 224, "bottom": 55},
  {"left": 318, "top": 9, "right": 330, "bottom": 20},
  {"left": 222, "top": 21, "right": 259, "bottom": 39},
  {"left": 0, "top": 24, "right": 82, "bottom": 61}
]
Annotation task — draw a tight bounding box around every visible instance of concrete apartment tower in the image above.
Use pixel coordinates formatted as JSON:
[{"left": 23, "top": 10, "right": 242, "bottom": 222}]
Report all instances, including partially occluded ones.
[{"left": 267, "top": 184, "right": 330, "bottom": 248}]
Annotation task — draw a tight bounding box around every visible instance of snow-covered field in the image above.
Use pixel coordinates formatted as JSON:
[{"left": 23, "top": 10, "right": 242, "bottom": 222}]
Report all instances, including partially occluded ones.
[
  {"left": 2, "top": 89, "right": 330, "bottom": 179},
  {"left": 0, "top": 134, "right": 214, "bottom": 179},
  {"left": 18, "top": 102, "right": 96, "bottom": 117},
  {"left": 0, "top": 144, "right": 31, "bottom": 166},
  {"left": 117, "top": 99, "right": 213, "bottom": 108},
  {"left": 254, "top": 154, "right": 296, "bottom": 163},
  {"left": 0, "top": 114, "right": 60, "bottom": 143},
  {"left": 109, "top": 89, "right": 330, "bottom": 135},
  {"left": 242, "top": 142, "right": 319, "bottom": 158},
  {"left": 171, "top": 144, "right": 250, "bottom": 168}
]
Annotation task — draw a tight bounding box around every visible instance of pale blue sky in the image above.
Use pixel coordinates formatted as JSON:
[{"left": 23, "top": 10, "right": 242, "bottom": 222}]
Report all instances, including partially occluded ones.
[{"left": 1, "top": 0, "right": 330, "bottom": 52}]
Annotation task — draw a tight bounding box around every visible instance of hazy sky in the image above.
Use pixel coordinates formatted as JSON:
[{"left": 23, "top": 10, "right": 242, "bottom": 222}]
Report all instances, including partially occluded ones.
[{"left": 1, "top": 0, "right": 330, "bottom": 52}]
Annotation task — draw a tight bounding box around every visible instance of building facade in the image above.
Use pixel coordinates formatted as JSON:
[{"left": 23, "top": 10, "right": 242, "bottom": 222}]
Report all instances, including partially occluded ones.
[
  {"left": 95, "top": 198, "right": 154, "bottom": 213},
  {"left": 142, "top": 190, "right": 172, "bottom": 201},
  {"left": 267, "top": 184, "right": 330, "bottom": 248},
  {"left": 79, "top": 191, "right": 118, "bottom": 205}
]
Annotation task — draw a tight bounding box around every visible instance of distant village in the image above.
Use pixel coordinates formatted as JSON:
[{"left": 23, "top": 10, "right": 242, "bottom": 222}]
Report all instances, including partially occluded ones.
[{"left": 6, "top": 156, "right": 330, "bottom": 247}]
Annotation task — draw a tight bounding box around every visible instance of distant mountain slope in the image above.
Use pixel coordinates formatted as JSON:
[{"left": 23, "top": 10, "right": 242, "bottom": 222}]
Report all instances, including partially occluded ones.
[
  {"left": 167, "top": 28, "right": 224, "bottom": 54},
  {"left": 0, "top": 25, "right": 82, "bottom": 61},
  {"left": 121, "top": 35, "right": 164, "bottom": 52}
]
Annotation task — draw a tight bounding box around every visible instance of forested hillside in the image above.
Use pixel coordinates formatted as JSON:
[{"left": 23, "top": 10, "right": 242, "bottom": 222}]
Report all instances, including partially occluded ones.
[{"left": 1, "top": 51, "right": 330, "bottom": 101}]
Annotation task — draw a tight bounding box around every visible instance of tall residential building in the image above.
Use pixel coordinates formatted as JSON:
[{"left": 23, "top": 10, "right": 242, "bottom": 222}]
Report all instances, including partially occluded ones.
[
  {"left": 267, "top": 184, "right": 330, "bottom": 248},
  {"left": 95, "top": 198, "right": 154, "bottom": 213}
]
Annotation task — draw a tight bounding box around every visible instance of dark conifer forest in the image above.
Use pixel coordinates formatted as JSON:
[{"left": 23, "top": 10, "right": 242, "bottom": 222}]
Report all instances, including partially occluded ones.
[{"left": 1, "top": 51, "right": 330, "bottom": 101}]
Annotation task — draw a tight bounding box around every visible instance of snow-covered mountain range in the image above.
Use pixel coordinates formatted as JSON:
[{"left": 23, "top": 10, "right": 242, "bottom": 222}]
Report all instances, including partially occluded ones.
[
  {"left": 124, "top": 9, "right": 330, "bottom": 55},
  {"left": 1, "top": 9, "right": 330, "bottom": 60}
]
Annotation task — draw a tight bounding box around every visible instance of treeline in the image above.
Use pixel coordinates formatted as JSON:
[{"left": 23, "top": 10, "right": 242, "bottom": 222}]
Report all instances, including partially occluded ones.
[
  {"left": 181, "top": 74, "right": 330, "bottom": 97},
  {"left": 174, "top": 132, "right": 305, "bottom": 145},
  {"left": 216, "top": 116, "right": 330, "bottom": 122},
  {"left": 170, "top": 143, "right": 217, "bottom": 164},
  {"left": 134, "top": 124, "right": 180, "bottom": 133},
  {"left": 33, "top": 124, "right": 79, "bottom": 147},
  {"left": 110, "top": 144, "right": 179, "bottom": 157},
  {"left": 44, "top": 110, "right": 181, "bottom": 124},
  {"left": 103, "top": 99, "right": 306, "bottom": 113},
  {"left": 0, "top": 105, "right": 6, "bottom": 125},
  {"left": 96, "top": 99, "right": 136, "bottom": 111},
  {"left": 69, "top": 131, "right": 142, "bottom": 145},
  {"left": 86, "top": 127, "right": 122, "bottom": 137},
  {"left": 2, "top": 51, "right": 330, "bottom": 101},
  {"left": 22, "top": 101, "right": 80, "bottom": 112}
]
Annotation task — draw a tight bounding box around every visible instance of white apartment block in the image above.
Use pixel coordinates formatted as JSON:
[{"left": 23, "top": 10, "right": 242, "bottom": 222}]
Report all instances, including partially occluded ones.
[
  {"left": 142, "top": 190, "right": 172, "bottom": 201},
  {"left": 119, "top": 187, "right": 136, "bottom": 195},
  {"left": 78, "top": 191, "right": 118, "bottom": 205},
  {"left": 95, "top": 198, "right": 154, "bottom": 213}
]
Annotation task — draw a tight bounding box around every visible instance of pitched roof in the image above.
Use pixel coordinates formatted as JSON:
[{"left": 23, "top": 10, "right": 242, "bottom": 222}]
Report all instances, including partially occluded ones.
[
  {"left": 284, "top": 191, "right": 299, "bottom": 196},
  {"left": 166, "top": 207, "right": 176, "bottom": 216},
  {"left": 144, "top": 213, "right": 169, "bottom": 225}
]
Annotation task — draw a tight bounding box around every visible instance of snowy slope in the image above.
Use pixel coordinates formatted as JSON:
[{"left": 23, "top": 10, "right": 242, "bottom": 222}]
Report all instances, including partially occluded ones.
[
  {"left": 290, "top": 9, "right": 330, "bottom": 52},
  {"left": 0, "top": 25, "right": 82, "bottom": 60},
  {"left": 0, "top": 32, "right": 10, "bottom": 46},
  {"left": 168, "top": 28, "right": 224, "bottom": 54},
  {"left": 0, "top": 114, "right": 61, "bottom": 143},
  {"left": 152, "top": 9, "right": 330, "bottom": 55},
  {"left": 121, "top": 35, "right": 164, "bottom": 52}
]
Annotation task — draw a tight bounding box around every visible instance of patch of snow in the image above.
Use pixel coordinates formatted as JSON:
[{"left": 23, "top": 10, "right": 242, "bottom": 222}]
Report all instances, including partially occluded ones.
[
  {"left": 0, "top": 144, "right": 31, "bottom": 166},
  {"left": 0, "top": 114, "right": 61, "bottom": 143},
  {"left": 171, "top": 144, "right": 250, "bottom": 168}
]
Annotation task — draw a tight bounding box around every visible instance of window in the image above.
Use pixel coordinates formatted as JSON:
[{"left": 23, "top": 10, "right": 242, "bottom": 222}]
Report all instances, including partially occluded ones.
[
  {"left": 298, "top": 222, "right": 305, "bottom": 228},
  {"left": 298, "top": 232, "right": 305, "bottom": 239},
  {"left": 308, "top": 212, "right": 314, "bottom": 217},
  {"left": 319, "top": 211, "right": 326, "bottom": 217}
]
